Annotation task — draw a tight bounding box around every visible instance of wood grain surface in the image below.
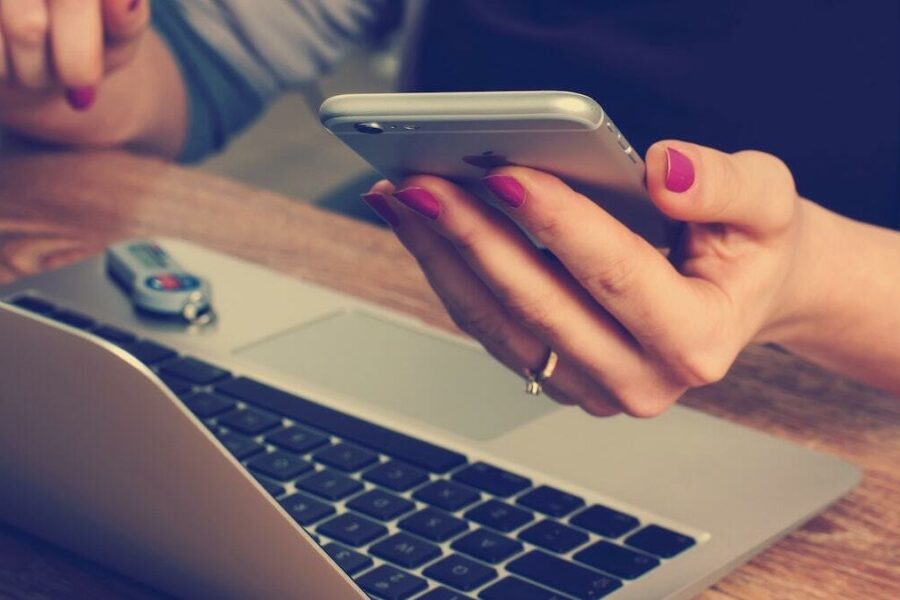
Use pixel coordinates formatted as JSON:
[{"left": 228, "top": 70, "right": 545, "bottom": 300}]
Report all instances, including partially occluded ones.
[{"left": 0, "top": 150, "right": 897, "bottom": 600}]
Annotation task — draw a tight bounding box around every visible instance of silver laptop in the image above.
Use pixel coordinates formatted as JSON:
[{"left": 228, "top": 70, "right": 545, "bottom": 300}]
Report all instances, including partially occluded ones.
[{"left": 0, "top": 238, "right": 859, "bottom": 600}]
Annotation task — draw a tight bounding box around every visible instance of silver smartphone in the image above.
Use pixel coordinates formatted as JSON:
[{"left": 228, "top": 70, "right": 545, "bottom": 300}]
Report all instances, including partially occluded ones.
[{"left": 320, "top": 91, "right": 672, "bottom": 245}]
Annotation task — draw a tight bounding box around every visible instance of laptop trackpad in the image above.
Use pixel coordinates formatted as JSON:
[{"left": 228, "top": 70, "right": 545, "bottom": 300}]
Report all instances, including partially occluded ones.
[{"left": 234, "top": 310, "right": 558, "bottom": 441}]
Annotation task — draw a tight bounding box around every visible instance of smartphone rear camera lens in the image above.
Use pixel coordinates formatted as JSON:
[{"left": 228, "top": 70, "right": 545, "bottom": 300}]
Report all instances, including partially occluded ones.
[{"left": 354, "top": 122, "right": 384, "bottom": 134}]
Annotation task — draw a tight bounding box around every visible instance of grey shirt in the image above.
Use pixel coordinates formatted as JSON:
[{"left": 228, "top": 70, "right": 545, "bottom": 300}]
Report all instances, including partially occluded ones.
[{"left": 152, "top": 0, "right": 401, "bottom": 161}]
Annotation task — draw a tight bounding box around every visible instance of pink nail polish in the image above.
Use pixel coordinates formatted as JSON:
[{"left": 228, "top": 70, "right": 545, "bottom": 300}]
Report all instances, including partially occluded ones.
[
  {"left": 66, "top": 87, "right": 96, "bottom": 111},
  {"left": 128, "top": 0, "right": 141, "bottom": 11},
  {"left": 665, "top": 147, "right": 695, "bottom": 193},
  {"left": 361, "top": 193, "right": 400, "bottom": 227},
  {"left": 482, "top": 174, "right": 526, "bottom": 208},
  {"left": 393, "top": 187, "right": 441, "bottom": 220}
]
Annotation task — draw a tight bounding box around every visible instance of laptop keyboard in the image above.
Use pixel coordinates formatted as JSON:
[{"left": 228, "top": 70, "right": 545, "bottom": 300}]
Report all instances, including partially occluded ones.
[{"left": 5, "top": 295, "right": 698, "bottom": 600}]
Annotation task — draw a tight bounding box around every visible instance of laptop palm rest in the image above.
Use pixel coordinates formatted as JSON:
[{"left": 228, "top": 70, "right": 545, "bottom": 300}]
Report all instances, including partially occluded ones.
[{"left": 234, "top": 310, "right": 559, "bottom": 441}]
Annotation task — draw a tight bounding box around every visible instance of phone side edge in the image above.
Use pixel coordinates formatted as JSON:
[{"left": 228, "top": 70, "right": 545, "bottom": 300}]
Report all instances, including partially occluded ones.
[{"left": 319, "top": 91, "right": 605, "bottom": 129}]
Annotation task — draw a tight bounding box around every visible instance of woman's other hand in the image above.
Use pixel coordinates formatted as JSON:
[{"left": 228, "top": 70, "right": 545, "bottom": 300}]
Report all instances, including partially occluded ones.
[
  {"left": 0, "top": 0, "right": 150, "bottom": 112},
  {"left": 362, "top": 141, "right": 817, "bottom": 417}
]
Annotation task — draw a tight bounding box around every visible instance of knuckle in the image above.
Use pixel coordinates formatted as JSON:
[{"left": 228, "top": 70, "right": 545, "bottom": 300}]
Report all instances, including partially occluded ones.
[
  {"left": 579, "top": 250, "right": 640, "bottom": 298},
  {"left": 501, "top": 289, "right": 562, "bottom": 335},
  {"left": 409, "top": 243, "right": 442, "bottom": 273},
  {"left": 736, "top": 150, "right": 796, "bottom": 192},
  {"left": 667, "top": 347, "right": 731, "bottom": 387},
  {"left": 732, "top": 150, "right": 798, "bottom": 225},
  {"left": 460, "top": 309, "right": 515, "bottom": 350},
  {"left": 451, "top": 225, "right": 484, "bottom": 255},
  {"left": 7, "top": 13, "right": 49, "bottom": 47},
  {"left": 527, "top": 212, "right": 567, "bottom": 242},
  {"left": 579, "top": 397, "right": 619, "bottom": 417},
  {"left": 615, "top": 386, "right": 680, "bottom": 418}
]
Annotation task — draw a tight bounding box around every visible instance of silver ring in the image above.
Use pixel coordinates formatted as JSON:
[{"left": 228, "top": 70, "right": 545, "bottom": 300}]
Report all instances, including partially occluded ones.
[{"left": 524, "top": 350, "right": 558, "bottom": 396}]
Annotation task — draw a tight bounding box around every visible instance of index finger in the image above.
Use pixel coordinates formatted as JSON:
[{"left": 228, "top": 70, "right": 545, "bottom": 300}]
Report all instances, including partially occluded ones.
[{"left": 49, "top": 0, "right": 103, "bottom": 88}]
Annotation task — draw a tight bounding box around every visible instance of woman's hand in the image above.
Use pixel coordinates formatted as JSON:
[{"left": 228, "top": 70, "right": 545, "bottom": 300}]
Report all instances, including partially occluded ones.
[
  {"left": 362, "top": 141, "right": 817, "bottom": 417},
  {"left": 0, "top": 0, "right": 150, "bottom": 112}
]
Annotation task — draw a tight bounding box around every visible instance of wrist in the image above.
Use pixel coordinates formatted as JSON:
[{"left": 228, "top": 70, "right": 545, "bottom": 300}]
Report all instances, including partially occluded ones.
[{"left": 756, "top": 198, "right": 845, "bottom": 349}]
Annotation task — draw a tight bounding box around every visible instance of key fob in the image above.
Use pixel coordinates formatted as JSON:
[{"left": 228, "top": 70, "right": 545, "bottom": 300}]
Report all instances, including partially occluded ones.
[{"left": 106, "top": 239, "right": 213, "bottom": 324}]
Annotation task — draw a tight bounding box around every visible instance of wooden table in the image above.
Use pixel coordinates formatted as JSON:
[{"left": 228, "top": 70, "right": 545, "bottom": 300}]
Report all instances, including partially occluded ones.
[{"left": 0, "top": 151, "right": 897, "bottom": 600}]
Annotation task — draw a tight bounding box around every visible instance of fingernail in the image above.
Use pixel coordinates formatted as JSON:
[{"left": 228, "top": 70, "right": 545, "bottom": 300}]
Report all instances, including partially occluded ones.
[
  {"left": 482, "top": 174, "right": 526, "bottom": 208},
  {"left": 360, "top": 193, "right": 400, "bottom": 227},
  {"left": 128, "top": 0, "right": 141, "bottom": 11},
  {"left": 393, "top": 187, "right": 441, "bottom": 220},
  {"left": 65, "top": 87, "right": 96, "bottom": 111},
  {"left": 665, "top": 147, "right": 695, "bottom": 193}
]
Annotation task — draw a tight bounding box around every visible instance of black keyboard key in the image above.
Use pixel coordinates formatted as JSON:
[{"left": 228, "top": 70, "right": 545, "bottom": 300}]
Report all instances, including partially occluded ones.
[
  {"left": 218, "top": 408, "right": 281, "bottom": 435},
  {"left": 625, "top": 525, "right": 695, "bottom": 558},
  {"left": 517, "top": 485, "right": 585, "bottom": 518},
  {"left": 399, "top": 508, "right": 468, "bottom": 542},
  {"left": 452, "top": 529, "right": 523, "bottom": 564},
  {"left": 519, "top": 519, "right": 589, "bottom": 554},
  {"left": 247, "top": 451, "right": 313, "bottom": 481},
  {"left": 92, "top": 324, "right": 137, "bottom": 345},
  {"left": 295, "top": 469, "right": 363, "bottom": 501},
  {"left": 420, "top": 587, "right": 473, "bottom": 600},
  {"left": 254, "top": 476, "right": 285, "bottom": 497},
  {"left": 414, "top": 480, "right": 480, "bottom": 512},
  {"left": 357, "top": 565, "right": 427, "bottom": 600},
  {"left": 160, "top": 356, "right": 230, "bottom": 385},
  {"left": 9, "top": 295, "right": 55, "bottom": 315},
  {"left": 216, "top": 377, "right": 466, "bottom": 472},
  {"left": 570, "top": 505, "right": 640, "bottom": 538},
  {"left": 280, "top": 492, "right": 335, "bottom": 526},
  {"left": 363, "top": 460, "right": 429, "bottom": 492},
  {"left": 122, "top": 340, "right": 177, "bottom": 365},
  {"left": 370, "top": 532, "right": 442, "bottom": 568},
  {"left": 267, "top": 425, "right": 329, "bottom": 454},
  {"left": 51, "top": 309, "right": 96, "bottom": 330},
  {"left": 159, "top": 374, "right": 193, "bottom": 395},
  {"left": 318, "top": 512, "right": 387, "bottom": 547},
  {"left": 314, "top": 442, "right": 378, "bottom": 472},
  {"left": 479, "top": 577, "right": 569, "bottom": 600},
  {"left": 323, "top": 543, "right": 373, "bottom": 576},
  {"left": 423, "top": 554, "right": 497, "bottom": 592},
  {"left": 216, "top": 431, "right": 264, "bottom": 460},
  {"left": 452, "top": 462, "right": 531, "bottom": 498},
  {"left": 182, "top": 392, "right": 235, "bottom": 418},
  {"left": 507, "top": 551, "right": 622, "bottom": 600},
  {"left": 465, "top": 500, "right": 533, "bottom": 533},
  {"left": 574, "top": 540, "right": 659, "bottom": 580},
  {"left": 346, "top": 489, "right": 415, "bottom": 521}
]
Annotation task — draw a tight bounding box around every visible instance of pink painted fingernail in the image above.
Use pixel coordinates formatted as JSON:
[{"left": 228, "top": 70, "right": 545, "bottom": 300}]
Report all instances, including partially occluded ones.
[
  {"left": 128, "top": 0, "right": 141, "bottom": 11},
  {"left": 65, "top": 87, "right": 96, "bottom": 111},
  {"left": 482, "top": 174, "right": 526, "bottom": 208},
  {"left": 361, "top": 193, "right": 400, "bottom": 227},
  {"left": 665, "top": 147, "right": 695, "bottom": 193},
  {"left": 393, "top": 187, "right": 441, "bottom": 220}
]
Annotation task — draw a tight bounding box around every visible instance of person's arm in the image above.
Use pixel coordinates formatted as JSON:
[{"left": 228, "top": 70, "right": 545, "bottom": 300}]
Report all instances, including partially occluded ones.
[
  {"left": 0, "top": 28, "right": 187, "bottom": 158},
  {"left": 360, "top": 142, "right": 900, "bottom": 419},
  {"left": 772, "top": 202, "right": 900, "bottom": 395},
  {"left": 0, "top": 0, "right": 404, "bottom": 162}
]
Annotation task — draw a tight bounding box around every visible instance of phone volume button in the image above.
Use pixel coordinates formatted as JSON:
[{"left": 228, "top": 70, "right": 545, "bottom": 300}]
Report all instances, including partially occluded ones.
[{"left": 616, "top": 133, "right": 630, "bottom": 150}]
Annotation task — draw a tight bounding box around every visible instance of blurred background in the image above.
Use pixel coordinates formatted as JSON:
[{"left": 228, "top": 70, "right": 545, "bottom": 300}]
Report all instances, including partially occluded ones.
[{"left": 198, "top": 42, "right": 400, "bottom": 224}]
